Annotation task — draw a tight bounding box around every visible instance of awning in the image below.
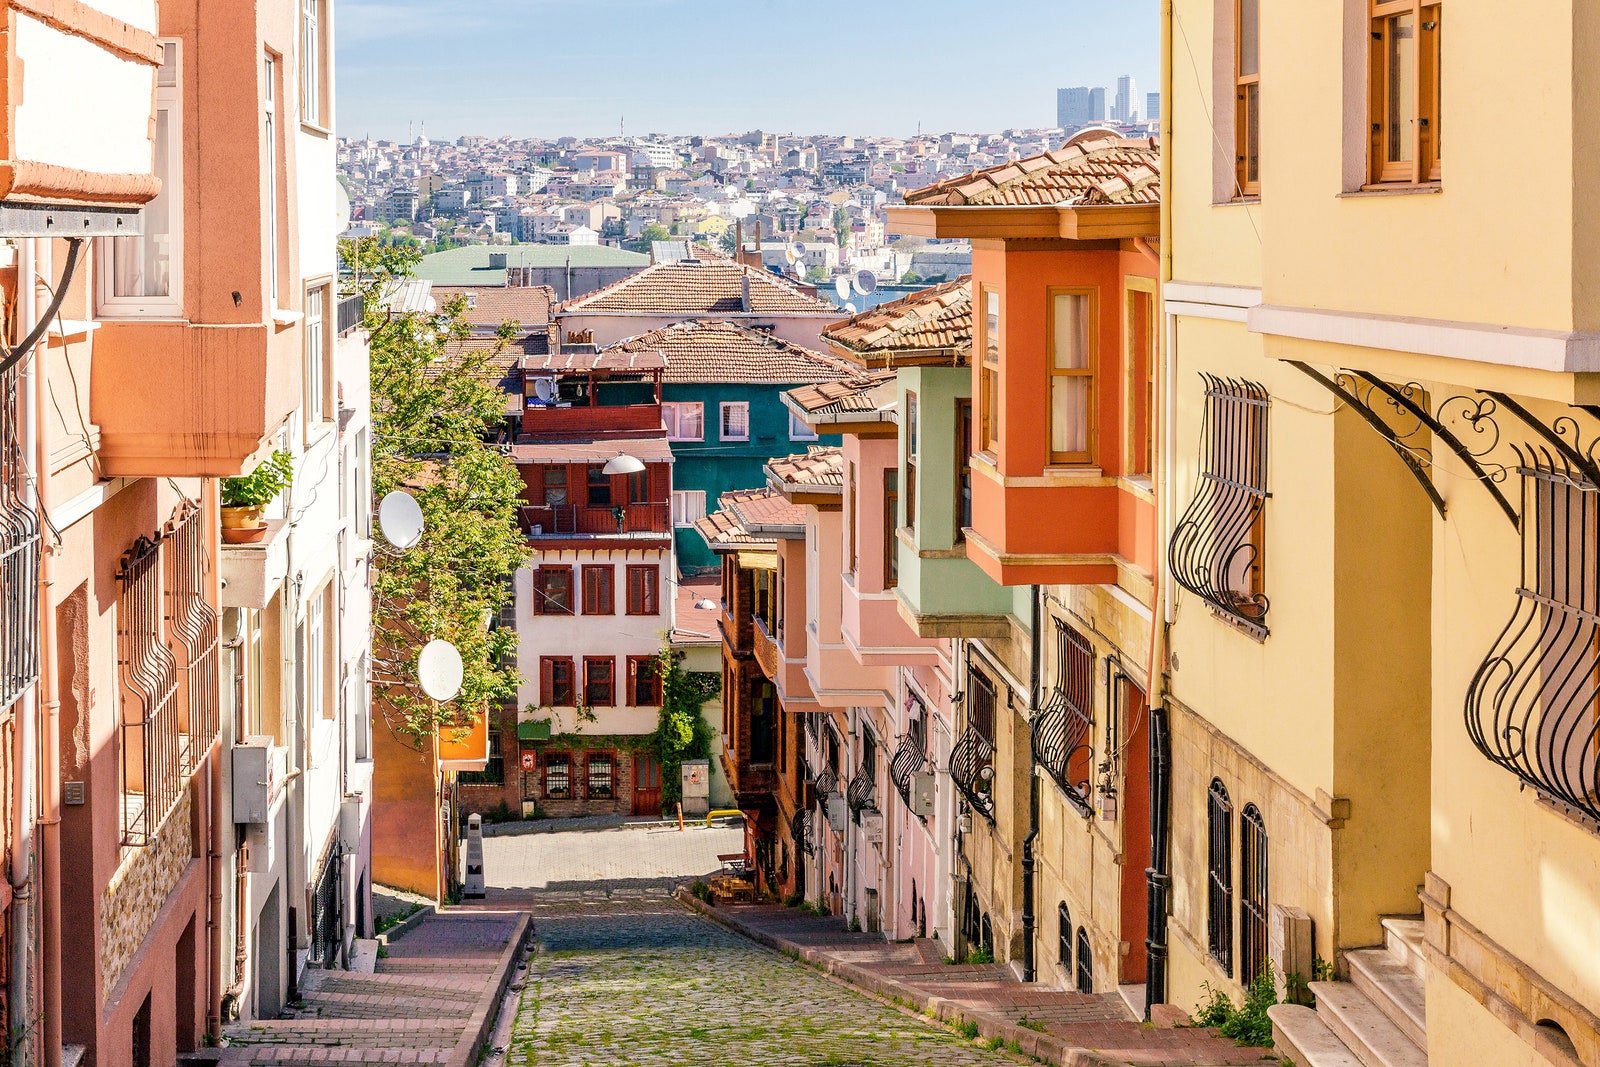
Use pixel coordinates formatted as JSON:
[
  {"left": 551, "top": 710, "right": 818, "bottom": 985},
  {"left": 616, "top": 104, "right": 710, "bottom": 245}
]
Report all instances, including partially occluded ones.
[
  {"left": 509, "top": 436, "right": 675, "bottom": 466},
  {"left": 517, "top": 720, "right": 552, "bottom": 741},
  {"left": 737, "top": 550, "right": 778, "bottom": 571}
]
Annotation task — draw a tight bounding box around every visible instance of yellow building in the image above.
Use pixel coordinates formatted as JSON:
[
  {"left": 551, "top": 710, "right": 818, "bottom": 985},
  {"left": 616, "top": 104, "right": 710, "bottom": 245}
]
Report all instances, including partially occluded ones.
[{"left": 1164, "top": 1, "right": 1600, "bottom": 1064}]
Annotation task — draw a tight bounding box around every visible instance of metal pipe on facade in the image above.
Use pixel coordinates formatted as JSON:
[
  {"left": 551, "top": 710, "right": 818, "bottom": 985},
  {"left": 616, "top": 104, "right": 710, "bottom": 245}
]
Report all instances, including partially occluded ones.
[
  {"left": 11, "top": 236, "right": 38, "bottom": 1067},
  {"left": 33, "top": 235, "right": 63, "bottom": 1067},
  {"left": 1021, "top": 585, "right": 1041, "bottom": 982}
]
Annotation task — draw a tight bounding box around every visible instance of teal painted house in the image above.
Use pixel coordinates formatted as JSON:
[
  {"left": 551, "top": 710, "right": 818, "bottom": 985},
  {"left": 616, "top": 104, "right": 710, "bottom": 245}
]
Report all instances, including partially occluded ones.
[{"left": 608, "top": 319, "right": 854, "bottom": 572}]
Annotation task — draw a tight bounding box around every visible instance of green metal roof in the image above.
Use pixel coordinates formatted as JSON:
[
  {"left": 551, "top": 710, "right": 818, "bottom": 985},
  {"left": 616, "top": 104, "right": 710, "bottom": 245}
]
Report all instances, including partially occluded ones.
[{"left": 417, "top": 245, "right": 649, "bottom": 286}]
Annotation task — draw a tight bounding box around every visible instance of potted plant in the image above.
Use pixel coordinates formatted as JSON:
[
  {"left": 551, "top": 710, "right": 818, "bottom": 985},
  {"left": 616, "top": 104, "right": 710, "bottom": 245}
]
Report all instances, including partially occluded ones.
[{"left": 220, "top": 450, "right": 294, "bottom": 544}]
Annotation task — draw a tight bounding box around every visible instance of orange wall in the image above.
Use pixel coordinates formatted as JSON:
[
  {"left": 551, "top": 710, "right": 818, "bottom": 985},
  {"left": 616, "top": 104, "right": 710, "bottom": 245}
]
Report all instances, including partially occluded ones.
[{"left": 371, "top": 720, "right": 444, "bottom": 900}]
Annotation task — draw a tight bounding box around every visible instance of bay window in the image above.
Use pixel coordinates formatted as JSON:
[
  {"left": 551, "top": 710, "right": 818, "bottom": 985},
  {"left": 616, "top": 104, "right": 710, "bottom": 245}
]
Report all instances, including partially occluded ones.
[{"left": 100, "top": 42, "right": 182, "bottom": 316}]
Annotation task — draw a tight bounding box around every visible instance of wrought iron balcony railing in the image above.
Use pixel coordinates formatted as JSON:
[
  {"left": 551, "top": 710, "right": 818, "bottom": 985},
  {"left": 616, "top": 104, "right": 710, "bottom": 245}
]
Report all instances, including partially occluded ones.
[
  {"left": 336, "top": 293, "right": 365, "bottom": 336},
  {"left": 1466, "top": 463, "right": 1600, "bottom": 825},
  {"left": 1168, "top": 375, "right": 1271, "bottom": 636},
  {"left": 813, "top": 766, "right": 839, "bottom": 801},
  {"left": 1033, "top": 690, "right": 1094, "bottom": 818},
  {"left": 889, "top": 733, "right": 927, "bottom": 809},
  {"left": 949, "top": 726, "right": 994, "bottom": 821},
  {"left": 846, "top": 765, "right": 877, "bottom": 814},
  {"left": 521, "top": 502, "right": 670, "bottom": 536},
  {"left": 791, "top": 807, "right": 814, "bottom": 856}
]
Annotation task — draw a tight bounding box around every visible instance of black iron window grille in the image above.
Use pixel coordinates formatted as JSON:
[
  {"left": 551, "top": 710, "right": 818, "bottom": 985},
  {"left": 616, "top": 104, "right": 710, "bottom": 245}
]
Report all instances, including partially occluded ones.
[
  {"left": 1075, "top": 927, "right": 1093, "bottom": 993},
  {"left": 309, "top": 844, "right": 344, "bottom": 968},
  {"left": 790, "top": 807, "right": 811, "bottom": 856},
  {"left": 1057, "top": 902, "right": 1071, "bottom": 967},
  {"left": 1240, "top": 803, "right": 1269, "bottom": 985},
  {"left": 890, "top": 730, "right": 928, "bottom": 811},
  {"left": 980, "top": 913, "right": 993, "bottom": 958},
  {"left": 814, "top": 766, "right": 838, "bottom": 801},
  {"left": 848, "top": 734, "right": 877, "bottom": 814},
  {"left": 459, "top": 727, "right": 504, "bottom": 785},
  {"left": 1466, "top": 464, "right": 1600, "bottom": 824},
  {"left": 963, "top": 887, "right": 981, "bottom": 948},
  {"left": 1169, "top": 375, "right": 1271, "bottom": 636},
  {"left": 164, "top": 502, "right": 218, "bottom": 770},
  {"left": 1206, "top": 778, "right": 1234, "bottom": 976},
  {"left": 950, "top": 726, "right": 995, "bottom": 821},
  {"left": 1033, "top": 620, "right": 1095, "bottom": 817},
  {"left": 0, "top": 368, "right": 39, "bottom": 715},
  {"left": 118, "top": 535, "right": 182, "bottom": 848}
]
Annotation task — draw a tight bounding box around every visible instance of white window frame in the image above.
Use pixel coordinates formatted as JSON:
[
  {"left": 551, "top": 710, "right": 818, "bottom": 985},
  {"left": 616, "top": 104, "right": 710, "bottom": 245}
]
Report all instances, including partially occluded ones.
[
  {"left": 306, "top": 592, "right": 326, "bottom": 723},
  {"left": 97, "top": 41, "right": 183, "bottom": 318},
  {"left": 265, "top": 54, "right": 281, "bottom": 310},
  {"left": 300, "top": 0, "right": 322, "bottom": 128},
  {"left": 671, "top": 490, "right": 707, "bottom": 528},
  {"left": 720, "top": 401, "right": 751, "bottom": 443},
  {"left": 304, "top": 282, "right": 329, "bottom": 429},
  {"left": 789, "top": 411, "right": 819, "bottom": 442},
  {"left": 663, "top": 401, "right": 704, "bottom": 442}
]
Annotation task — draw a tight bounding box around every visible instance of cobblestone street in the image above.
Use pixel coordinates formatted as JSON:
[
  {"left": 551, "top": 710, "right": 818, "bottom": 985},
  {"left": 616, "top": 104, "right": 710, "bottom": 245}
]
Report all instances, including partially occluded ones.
[{"left": 509, "top": 897, "right": 1020, "bottom": 1067}]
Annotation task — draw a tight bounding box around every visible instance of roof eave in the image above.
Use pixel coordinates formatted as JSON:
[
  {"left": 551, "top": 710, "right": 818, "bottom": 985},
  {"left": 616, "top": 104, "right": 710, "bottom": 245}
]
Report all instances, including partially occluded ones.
[{"left": 884, "top": 203, "right": 1159, "bottom": 241}]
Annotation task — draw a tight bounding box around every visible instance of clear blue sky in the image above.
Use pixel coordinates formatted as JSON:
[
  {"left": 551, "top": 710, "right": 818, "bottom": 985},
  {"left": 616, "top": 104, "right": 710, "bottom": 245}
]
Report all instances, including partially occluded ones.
[{"left": 336, "top": 0, "right": 1158, "bottom": 141}]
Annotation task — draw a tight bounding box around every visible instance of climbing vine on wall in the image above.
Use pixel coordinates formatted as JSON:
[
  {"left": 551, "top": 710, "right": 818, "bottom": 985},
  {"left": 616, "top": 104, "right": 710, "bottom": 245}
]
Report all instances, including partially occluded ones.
[{"left": 651, "top": 649, "right": 720, "bottom": 810}]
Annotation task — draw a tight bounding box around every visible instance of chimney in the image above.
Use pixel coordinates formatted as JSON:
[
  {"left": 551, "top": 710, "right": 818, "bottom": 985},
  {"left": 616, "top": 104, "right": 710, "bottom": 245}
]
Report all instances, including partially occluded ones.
[{"left": 740, "top": 272, "right": 752, "bottom": 313}]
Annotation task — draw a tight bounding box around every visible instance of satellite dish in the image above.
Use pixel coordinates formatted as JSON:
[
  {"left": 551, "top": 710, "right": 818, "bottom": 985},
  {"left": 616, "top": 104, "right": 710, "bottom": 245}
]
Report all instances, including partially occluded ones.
[
  {"left": 417, "top": 639, "right": 465, "bottom": 702},
  {"left": 855, "top": 270, "right": 878, "bottom": 295},
  {"left": 844, "top": 302, "right": 858, "bottom": 314},
  {"left": 532, "top": 377, "right": 556, "bottom": 403},
  {"left": 784, "top": 247, "right": 798, "bottom": 265},
  {"left": 378, "top": 491, "right": 425, "bottom": 550},
  {"left": 834, "top": 276, "right": 851, "bottom": 301},
  {"left": 794, "top": 242, "right": 806, "bottom": 255},
  {"left": 336, "top": 185, "right": 353, "bottom": 230}
]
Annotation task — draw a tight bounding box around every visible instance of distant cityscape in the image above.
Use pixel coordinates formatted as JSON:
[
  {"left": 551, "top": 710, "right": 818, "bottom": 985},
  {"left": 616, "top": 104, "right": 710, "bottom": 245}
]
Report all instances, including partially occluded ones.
[{"left": 1057, "top": 75, "right": 1158, "bottom": 128}]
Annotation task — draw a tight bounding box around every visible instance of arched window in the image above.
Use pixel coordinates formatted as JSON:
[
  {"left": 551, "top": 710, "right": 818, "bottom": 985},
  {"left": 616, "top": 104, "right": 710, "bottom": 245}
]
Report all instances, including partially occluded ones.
[
  {"left": 1240, "top": 803, "right": 1268, "bottom": 984},
  {"left": 1075, "top": 927, "right": 1093, "bottom": 993},
  {"left": 1207, "top": 778, "right": 1234, "bottom": 975},
  {"left": 1058, "top": 902, "right": 1072, "bottom": 967}
]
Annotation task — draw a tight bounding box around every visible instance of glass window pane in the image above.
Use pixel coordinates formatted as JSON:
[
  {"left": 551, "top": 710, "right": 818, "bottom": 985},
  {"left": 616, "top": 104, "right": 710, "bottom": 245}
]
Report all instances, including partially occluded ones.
[
  {"left": 1052, "top": 377, "right": 1090, "bottom": 456},
  {"left": 984, "top": 291, "right": 1000, "bottom": 365},
  {"left": 1244, "top": 83, "right": 1261, "bottom": 185},
  {"left": 1053, "top": 294, "right": 1090, "bottom": 370},
  {"left": 1387, "top": 14, "right": 1416, "bottom": 164},
  {"left": 113, "top": 108, "right": 173, "bottom": 298},
  {"left": 1238, "top": 0, "right": 1259, "bottom": 77}
]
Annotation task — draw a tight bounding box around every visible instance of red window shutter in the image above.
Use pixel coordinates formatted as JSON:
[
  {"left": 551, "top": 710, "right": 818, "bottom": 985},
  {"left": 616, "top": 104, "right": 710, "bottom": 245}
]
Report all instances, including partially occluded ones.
[
  {"left": 646, "top": 567, "right": 658, "bottom": 614},
  {"left": 626, "top": 657, "right": 638, "bottom": 706},
  {"left": 540, "top": 657, "right": 553, "bottom": 706},
  {"left": 534, "top": 568, "right": 546, "bottom": 616}
]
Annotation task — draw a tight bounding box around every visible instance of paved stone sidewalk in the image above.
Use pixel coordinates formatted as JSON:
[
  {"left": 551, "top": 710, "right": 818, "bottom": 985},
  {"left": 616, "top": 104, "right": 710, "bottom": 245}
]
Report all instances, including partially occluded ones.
[
  {"left": 481, "top": 821, "right": 743, "bottom": 897},
  {"left": 700, "top": 903, "right": 1278, "bottom": 1067},
  {"left": 509, "top": 896, "right": 1023, "bottom": 1066},
  {"left": 183, "top": 911, "right": 527, "bottom": 1067}
]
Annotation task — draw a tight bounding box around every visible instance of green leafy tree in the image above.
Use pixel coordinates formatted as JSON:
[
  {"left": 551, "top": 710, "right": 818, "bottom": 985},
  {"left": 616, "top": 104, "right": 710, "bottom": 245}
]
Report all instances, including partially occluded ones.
[
  {"left": 632, "top": 223, "right": 670, "bottom": 252},
  {"left": 806, "top": 264, "right": 830, "bottom": 284},
  {"left": 652, "top": 650, "right": 720, "bottom": 810},
  {"left": 719, "top": 227, "right": 738, "bottom": 254},
  {"left": 901, "top": 270, "right": 923, "bottom": 284},
  {"left": 832, "top": 205, "right": 850, "bottom": 241},
  {"left": 342, "top": 236, "right": 529, "bottom": 742}
]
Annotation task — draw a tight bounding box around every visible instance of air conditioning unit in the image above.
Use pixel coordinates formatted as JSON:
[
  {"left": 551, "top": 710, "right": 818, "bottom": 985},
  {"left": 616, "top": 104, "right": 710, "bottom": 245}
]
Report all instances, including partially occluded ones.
[
  {"left": 826, "top": 794, "right": 849, "bottom": 833},
  {"left": 910, "top": 773, "right": 936, "bottom": 819},
  {"left": 232, "top": 736, "right": 281, "bottom": 824},
  {"left": 339, "top": 792, "right": 365, "bottom": 851}
]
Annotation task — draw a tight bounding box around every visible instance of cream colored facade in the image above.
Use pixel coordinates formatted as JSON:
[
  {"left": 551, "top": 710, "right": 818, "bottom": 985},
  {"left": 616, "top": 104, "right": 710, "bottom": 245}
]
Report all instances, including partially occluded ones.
[{"left": 1165, "top": 1, "right": 1600, "bottom": 1063}]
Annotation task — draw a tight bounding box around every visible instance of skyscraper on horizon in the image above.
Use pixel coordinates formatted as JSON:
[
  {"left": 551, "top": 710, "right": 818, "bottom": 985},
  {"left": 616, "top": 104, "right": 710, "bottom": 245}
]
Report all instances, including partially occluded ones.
[
  {"left": 1114, "top": 74, "right": 1137, "bottom": 122},
  {"left": 1057, "top": 86, "right": 1092, "bottom": 129},
  {"left": 1146, "top": 91, "right": 1162, "bottom": 123}
]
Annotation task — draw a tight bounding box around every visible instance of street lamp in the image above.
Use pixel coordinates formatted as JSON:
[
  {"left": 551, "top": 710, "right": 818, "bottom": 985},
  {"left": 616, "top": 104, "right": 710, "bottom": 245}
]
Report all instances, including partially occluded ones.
[{"left": 601, "top": 451, "right": 645, "bottom": 475}]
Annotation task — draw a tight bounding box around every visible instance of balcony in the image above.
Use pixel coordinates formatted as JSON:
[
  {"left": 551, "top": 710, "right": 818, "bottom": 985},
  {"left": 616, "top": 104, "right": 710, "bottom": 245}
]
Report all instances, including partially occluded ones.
[
  {"left": 1032, "top": 693, "right": 1094, "bottom": 818},
  {"left": 846, "top": 766, "right": 877, "bottom": 814},
  {"left": 751, "top": 616, "right": 780, "bottom": 683},
  {"left": 949, "top": 726, "right": 995, "bottom": 821},
  {"left": 889, "top": 734, "right": 928, "bottom": 811},
  {"left": 520, "top": 401, "right": 663, "bottom": 437},
  {"left": 520, "top": 502, "right": 669, "bottom": 538}
]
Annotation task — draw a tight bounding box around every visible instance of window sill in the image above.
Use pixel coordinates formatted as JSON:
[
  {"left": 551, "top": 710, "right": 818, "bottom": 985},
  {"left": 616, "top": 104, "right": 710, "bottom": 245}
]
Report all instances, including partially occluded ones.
[
  {"left": 1119, "top": 476, "right": 1156, "bottom": 504},
  {"left": 1340, "top": 183, "right": 1442, "bottom": 198},
  {"left": 1215, "top": 195, "right": 1261, "bottom": 207},
  {"left": 272, "top": 309, "right": 303, "bottom": 328},
  {"left": 300, "top": 120, "right": 332, "bottom": 139}
]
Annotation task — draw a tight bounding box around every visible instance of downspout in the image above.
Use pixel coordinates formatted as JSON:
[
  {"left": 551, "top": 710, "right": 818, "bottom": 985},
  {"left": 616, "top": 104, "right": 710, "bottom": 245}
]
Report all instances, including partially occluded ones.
[
  {"left": 1020, "top": 585, "right": 1041, "bottom": 982},
  {"left": 12, "top": 237, "right": 39, "bottom": 1067},
  {"left": 33, "top": 238, "right": 61, "bottom": 1067},
  {"left": 221, "top": 620, "right": 248, "bottom": 1021},
  {"left": 206, "top": 475, "right": 225, "bottom": 1041}
]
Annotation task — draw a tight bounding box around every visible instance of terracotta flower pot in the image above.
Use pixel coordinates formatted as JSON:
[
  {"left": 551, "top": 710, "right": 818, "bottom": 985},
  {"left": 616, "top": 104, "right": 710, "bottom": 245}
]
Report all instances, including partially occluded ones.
[
  {"left": 221, "top": 524, "right": 269, "bottom": 545},
  {"left": 221, "top": 505, "right": 263, "bottom": 530}
]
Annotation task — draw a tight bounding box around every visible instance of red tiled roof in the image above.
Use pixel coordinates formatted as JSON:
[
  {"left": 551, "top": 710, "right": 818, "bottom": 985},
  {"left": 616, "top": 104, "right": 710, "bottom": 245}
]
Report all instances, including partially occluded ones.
[
  {"left": 521, "top": 348, "right": 666, "bottom": 372},
  {"left": 903, "top": 132, "right": 1160, "bottom": 207},
  {"left": 435, "top": 335, "right": 550, "bottom": 388},
  {"left": 693, "top": 491, "right": 777, "bottom": 551},
  {"left": 432, "top": 285, "right": 555, "bottom": 328},
  {"left": 821, "top": 278, "right": 971, "bottom": 361},
  {"left": 607, "top": 319, "right": 855, "bottom": 385},
  {"left": 727, "top": 488, "right": 809, "bottom": 533},
  {"left": 558, "top": 260, "right": 837, "bottom": 315},
  {"left": 785, "top": 371, "right": 897, "bottom": 418},
  {"left": 766, "top": 447, "right": 844, "bottom": 491}
]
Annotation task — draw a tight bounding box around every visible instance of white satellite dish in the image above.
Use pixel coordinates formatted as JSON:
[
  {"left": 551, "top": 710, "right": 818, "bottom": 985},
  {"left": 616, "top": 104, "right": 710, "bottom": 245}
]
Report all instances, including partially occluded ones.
[
  {"left": 844, "top": 302, "right": 858, "bottom": 314},
  {"left": 794, "top": 242, "right": 806, "bottom": 255},
  {"left": 378, "top": 491, "right": 425, "bottom": 550},
  {"left": 417, "top": 639, "right": 465, "bottom": 702},
  {"left": 855, "top": 270, "right": 878, "bottom": 295},
  {"left": 834, "top": 276, "right": 851, "bottom": 301},
  {"left": 532, "top": 377, "right": 557, "bottom": 403},
  {"left": 784, "top": 247, "right": 798, "bottom": 265}
]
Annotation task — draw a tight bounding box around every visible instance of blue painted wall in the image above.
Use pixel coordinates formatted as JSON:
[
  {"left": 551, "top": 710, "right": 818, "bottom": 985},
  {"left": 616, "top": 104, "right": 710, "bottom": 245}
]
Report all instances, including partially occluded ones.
[{"left": 665, "top": 381, "right": 841, "bottom": 573}]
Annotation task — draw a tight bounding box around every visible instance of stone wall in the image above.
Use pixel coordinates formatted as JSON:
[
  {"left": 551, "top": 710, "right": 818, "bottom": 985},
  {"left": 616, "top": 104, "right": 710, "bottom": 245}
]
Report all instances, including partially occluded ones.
[{"left": 100, "top": 790, "right": 193, "bottom": 999}]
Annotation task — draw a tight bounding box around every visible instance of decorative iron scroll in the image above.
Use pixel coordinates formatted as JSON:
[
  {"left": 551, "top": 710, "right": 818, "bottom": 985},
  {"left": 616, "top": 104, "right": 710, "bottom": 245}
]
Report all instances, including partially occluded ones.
[
  {"left": 790, "top": 807, "right": 814, "bottom": 856},
  {"left": 0, "top": 368, "right": 39, "bottom": 714},
  {"left": 117, "top": 535, "right": 182, "bottom": 847},
  {"left": 1465, "top": 462, "right": 1600, "bottom": 825},
  {"left": 1168, "top": 375, "right": 1271, "bottom": 636},
  {"left": 949, "top": 725, "right": 994, "bottom": 821},
  {"left": 813, "top": 766, "right": 838, "bottom": 801},
  {"left": 889, "top": 733, "right": 927, "bottom": 810},
  {"left": 846, "top": 765, "right": 877, "bottom": 814},
  {"left": 1032, "top": 620, "right": 1095, "bottom": 818}
]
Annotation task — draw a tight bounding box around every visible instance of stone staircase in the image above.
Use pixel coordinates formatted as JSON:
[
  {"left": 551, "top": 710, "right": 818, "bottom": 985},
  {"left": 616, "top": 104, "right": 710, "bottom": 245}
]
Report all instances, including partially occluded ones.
[
  {"left": 184, "top": 912, "right": 523, "bottom": 1066},
  {"left": 1270, "top": 916, "right": 1429, "bottom": 1067}
]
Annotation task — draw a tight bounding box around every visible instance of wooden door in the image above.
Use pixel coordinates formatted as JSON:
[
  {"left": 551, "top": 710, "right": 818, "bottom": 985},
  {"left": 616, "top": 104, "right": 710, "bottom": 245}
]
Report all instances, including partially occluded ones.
[{"left": 632, "top": 753, "right": 662, "bottom": 816}]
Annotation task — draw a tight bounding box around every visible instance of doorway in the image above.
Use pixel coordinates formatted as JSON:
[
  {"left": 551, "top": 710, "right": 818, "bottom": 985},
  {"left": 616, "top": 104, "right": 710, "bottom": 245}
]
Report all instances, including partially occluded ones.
[
  {"left": 254, "top": 881, "right": 282, "bottom": 1019},
  {"left": 632, "top": 753, "right": 662, "bottom": 816}
]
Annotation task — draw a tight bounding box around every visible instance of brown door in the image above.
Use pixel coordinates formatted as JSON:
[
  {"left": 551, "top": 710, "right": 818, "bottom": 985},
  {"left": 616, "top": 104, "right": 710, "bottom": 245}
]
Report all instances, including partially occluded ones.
[{"left": 633, "top": 753, "right": 662, "bottom": 816}]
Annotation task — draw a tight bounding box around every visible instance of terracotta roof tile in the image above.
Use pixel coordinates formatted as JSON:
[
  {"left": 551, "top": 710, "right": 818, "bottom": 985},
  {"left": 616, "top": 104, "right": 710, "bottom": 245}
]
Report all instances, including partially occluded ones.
[
  {"left": 432, "top": 285, "right": 555, "bottom": 329},
  {"left": 903, "top": 132, "right": 1161, "bottom": 207},
  {"left": 821, "top": 278, "right": 971, "bottom": 363},
  {"left": 693, "top": 490, "right": 779, "bottom": 551},
  {"left": 727, "top": 488, "right": 809, "bottom": 532},
  {"left": 766, "top": 446, "right": 844, "bottom": 490},
  {"left": 521, "top": 348, "right": 666, "bottom": 372},
  {"left": 557, "top": 260, "right": 838, "bottom": 315},
  {"left": 785, "top": 371, "right": 897, "bottom": 418},
  {"left": 435, "top": 335, "right": 549, "bottom": 388},
  {"left": 607, "top": 319, "right": 854, "bottom": 385}
]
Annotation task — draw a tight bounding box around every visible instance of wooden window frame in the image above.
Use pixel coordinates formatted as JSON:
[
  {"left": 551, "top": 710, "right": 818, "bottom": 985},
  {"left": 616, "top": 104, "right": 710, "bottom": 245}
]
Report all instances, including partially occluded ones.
[
  {"left": 847, "top": 462, "right": 858, "bottom": 575},
  {"left": 1368, "top": 0, "right": 1441, "bottom": 185},
  {"left": 533, "top": 566, "right": 574, "bottom": 616},
  {"left": 540, "top": 656, "right": 576, "bottom": 707},
  {"left": 585, "top": 464, "right": 612, "bottom": 506},
  {"left": 1235, "top": 0, "right": 1261, "bottom": 195},
  {"left": 883, "top": 468, "right": 899, "bottom": 588},
  {"left": 625, "top": 564, "right": 659, "bottom": 616},
  {"left": 955, "top": 398, "right": 973, "bottom": 543},
  {"left": 581, "top": 564, "right": 614, "bottom": 616},
  {"left": 904, "top": 391, "right": 918, "bottom": 531},
  {"left": 1047, "top": 287, "right": 1098, "bottom": 467},
  {"left": 1123, "top": 280, "right": 1157, "bottom": 482},
  {"left": 583, "top": 656, "right": 615, "bottom": 707},
  {"left": 542, "top": 465, "right": 568, "bottom": 507},
  {"left": 979, "top": 287, "right": 1001, "bottom": 455},
  {"left": 627, "top": 655, "right": 662, "bottom": 707}
]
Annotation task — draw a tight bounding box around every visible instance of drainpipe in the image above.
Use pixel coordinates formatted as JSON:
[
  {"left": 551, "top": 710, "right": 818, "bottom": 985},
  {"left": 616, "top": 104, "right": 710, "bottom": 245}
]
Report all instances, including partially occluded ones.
[
  {"left": 206, "top": 477, "right": 225, "bottom": 1043},
  {"left": 12, "top": 237, "right": 39, "bottom": 1067},
  {"left": 1021, "top": 585, "right": 1041, "bottom": 981},
  {"left": 32, "top": 237, "right": 61, "bottom": 1067}
]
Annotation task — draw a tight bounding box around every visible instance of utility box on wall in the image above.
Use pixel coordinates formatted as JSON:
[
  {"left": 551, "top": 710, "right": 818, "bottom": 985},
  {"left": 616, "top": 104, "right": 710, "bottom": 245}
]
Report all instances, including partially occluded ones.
[
  {"left": 680, "top": 759, "right": 710, "bottom": 816},
  {"left": 910, "top": 773, "right": 936, "bottom": 819},
  {"left": 232, "top": 736, "right": 280, "bottom": 824}
]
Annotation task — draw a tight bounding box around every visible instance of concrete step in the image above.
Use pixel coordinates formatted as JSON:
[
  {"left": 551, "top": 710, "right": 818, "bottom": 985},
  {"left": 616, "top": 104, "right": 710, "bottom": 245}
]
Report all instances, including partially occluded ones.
[
  {"left": 1347, "top": 948, "right": 1427, "bottom": 1048},
  {"left": 1269, "top": 1004, "right": 1366, "bottom": 1067},
  {"left": 1312, "top": 981, "right": 1427, "bottom": 1067},
  {"left": 1381, "top": 916, "right": 1426, "bottom": 980},
  {"left": 1117, "top": 982, "right": 1147, "bottom": 1021},
  {"left": 222, "top": 1018, "right": 464, "bottom": 1047},
  {"left": 308, "top": 970, "right": 484, "bottom": 1000},
  {"left": 294, "top": 991, "right": 475, "bottom": 1020}
]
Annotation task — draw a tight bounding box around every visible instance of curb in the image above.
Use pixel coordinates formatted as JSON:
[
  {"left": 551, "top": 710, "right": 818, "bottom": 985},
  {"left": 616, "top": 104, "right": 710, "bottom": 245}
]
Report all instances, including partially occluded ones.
[
  {"left": 674, "top": 890, "right": 1083, "bottom": 1066},
  {"left": 376, "top": 903, "right": 435, "bottom": 945},
  {"left": 445, "top": 912, "right": 533, "bottom": 1067}
]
